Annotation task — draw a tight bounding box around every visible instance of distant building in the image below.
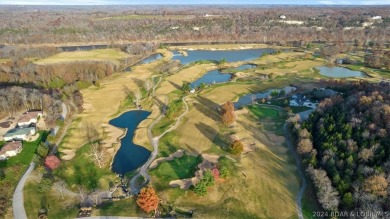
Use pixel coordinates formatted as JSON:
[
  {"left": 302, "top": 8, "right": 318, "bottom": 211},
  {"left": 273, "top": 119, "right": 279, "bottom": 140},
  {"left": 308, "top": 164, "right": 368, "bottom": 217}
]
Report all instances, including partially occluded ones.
[
  {"left": 3, "top": 127, "right": 36, "bottom": 141},
  {"left": 280, "top": 15, "right": 286, "bottom": 19},
  {"left": 190, "top": 89, "right": 196, "bottom": 94},
  {"left": 371, "top": 16, "right": 382, "bottom": 20},
  {"left": 289, "top": 93, "right": 314, "bottom": 108},
  {"left": 0, "top": 141, "right": 22, "bottom": 160},
  {"left": 17, "top": 111, "right": 42, "bottom": 127}
]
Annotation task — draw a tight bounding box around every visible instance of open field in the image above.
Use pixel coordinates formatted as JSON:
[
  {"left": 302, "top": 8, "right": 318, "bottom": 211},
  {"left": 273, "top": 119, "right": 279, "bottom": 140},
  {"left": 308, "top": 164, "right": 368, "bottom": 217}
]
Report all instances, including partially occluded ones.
[{"left": 34, "top": 49, "right": 130, "bottom": 65}]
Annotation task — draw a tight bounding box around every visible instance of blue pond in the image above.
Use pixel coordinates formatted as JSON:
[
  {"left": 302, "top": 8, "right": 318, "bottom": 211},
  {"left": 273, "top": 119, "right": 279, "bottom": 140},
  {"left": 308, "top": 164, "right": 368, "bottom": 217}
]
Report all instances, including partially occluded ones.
[
  {"left": 172, "top": 48, "right": 273, "bottom": 65},
  {"left": 140, "top": 53, "right": 163, "bottom": 64},
  {"left": 190, "top": 70, "right": 231, "bottom": 88},
  {"left": 317, "top": 66, "right": 365, "bottom": 78},
  {"left": 110, "top": 110, "right": 151, "bottom": 175}
]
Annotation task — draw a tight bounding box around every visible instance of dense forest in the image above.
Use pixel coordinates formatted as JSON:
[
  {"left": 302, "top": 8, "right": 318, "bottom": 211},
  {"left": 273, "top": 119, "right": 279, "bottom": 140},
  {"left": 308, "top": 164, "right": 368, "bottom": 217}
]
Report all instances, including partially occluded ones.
[
  {"left": 0, "top": 6, "right": 389, "bottom": 45},
  {"left": 294, "top": 82, "right": 390, "bottom": 214}
]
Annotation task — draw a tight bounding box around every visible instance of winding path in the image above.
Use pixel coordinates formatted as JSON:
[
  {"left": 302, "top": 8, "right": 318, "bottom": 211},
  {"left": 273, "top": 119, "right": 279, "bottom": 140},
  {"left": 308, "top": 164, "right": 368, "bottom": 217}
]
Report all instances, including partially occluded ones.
[
  {"left": 12, "top": 162, "right": 35, "bottom": 219},
  {"left": 129, "top": 96, "right": 189, "bottom": 194}
]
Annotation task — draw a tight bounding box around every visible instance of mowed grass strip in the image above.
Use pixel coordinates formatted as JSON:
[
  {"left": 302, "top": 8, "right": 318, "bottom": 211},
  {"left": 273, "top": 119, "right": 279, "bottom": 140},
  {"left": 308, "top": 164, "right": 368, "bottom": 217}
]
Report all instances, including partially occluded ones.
[
  {"left": 34, "top": 49, "right": 130, "bottom": 65},
  {"left": 150, "top": 154, "right": 202, "bottom": 182}
]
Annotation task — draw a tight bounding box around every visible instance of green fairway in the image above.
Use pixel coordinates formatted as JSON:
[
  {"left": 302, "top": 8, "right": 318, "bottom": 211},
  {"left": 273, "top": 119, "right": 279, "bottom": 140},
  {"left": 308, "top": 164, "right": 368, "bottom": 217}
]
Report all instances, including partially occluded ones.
[
  {"left": 150, "top": 154, "right": 201, "bottom": 181},
  {"left": 247, "top": 105, "right": 280, "bottom": 119}
]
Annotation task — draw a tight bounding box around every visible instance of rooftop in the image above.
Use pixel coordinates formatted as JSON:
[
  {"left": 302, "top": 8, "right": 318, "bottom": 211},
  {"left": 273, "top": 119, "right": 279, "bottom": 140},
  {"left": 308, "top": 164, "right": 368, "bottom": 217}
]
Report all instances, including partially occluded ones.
[
  {"left": 18, "top": 111, "right": 42, "bottom": 123},
  {"left": 4, "top": 127, "right": 35, "bottom": 137},
  {"left": 0, "top": 141, "right": 22, "bottom": 154}
]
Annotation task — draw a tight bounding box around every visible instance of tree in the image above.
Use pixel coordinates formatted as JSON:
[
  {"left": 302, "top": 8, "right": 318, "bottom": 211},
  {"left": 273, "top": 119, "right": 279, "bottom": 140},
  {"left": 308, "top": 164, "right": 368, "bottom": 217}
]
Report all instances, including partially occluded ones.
[
  {"left": 37, "top": 143, "right": 49, "bottom": 158},
  {"left": 144, "top": 79, "right": 154, "bottom": 97},
  {"left": 89, "top": 143, "right": 106, "bottom": 168},
  {"left": 220, "top": 166, "right": 229, "bottom": 178},
  {"left": 45, "top": 155, "right": 61, "bottom": 170},
  {"left": 134, "top": 90, "right": 142, "bottom": 107},
  {"left": 53, "top": 181, "right": 67, "bottom": 200},
  {"left": 297, "top": 138, "right": 313, "bottom": 155},
  {"left": 136, "top": 187, "right": 159, "bottom": 213},
  {"left": 181, "top": 82, "right": 191, "bottom": 93},
  {"left": 197, "top": 82, "right": 207, "bottom": 91},
  {"left": 364, "top": 175, "right": 388, "bottom": 197},
  {"left": 203, "top": 170, "right": 215, "bottom": 187},
  {"left": 193, "top": 180, "right": 207, "bottom": 196},
  {"left": 221, "top": 101, "right": 235, "bottom": 126},
  {"left": 230, "top": 140, "right": 244, "bottom": 155}
]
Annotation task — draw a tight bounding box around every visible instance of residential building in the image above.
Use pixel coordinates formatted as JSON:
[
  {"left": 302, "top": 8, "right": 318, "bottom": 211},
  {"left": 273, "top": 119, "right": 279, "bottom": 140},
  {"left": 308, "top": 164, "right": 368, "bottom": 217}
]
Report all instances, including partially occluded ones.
[
  {"left": 17, "top": 111, "right": 42, "bottom": 127},
  {"left": 3, "top": 127, "right": 36, "bottom": 141},
  {"left": 0, "top": 141, "right": 22, "bottom": 160}
]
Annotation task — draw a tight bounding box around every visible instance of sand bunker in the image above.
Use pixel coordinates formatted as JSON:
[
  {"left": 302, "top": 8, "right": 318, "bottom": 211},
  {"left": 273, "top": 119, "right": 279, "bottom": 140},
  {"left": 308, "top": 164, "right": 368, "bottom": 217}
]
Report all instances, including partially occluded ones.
[
  {"left": 61, "top": 149, "right": 76, "bottom": 161},
  {"left": 149, "top": 149, "right": 184, "bottom": 169},
  {"left": 169, "top": 153, "right": 220, "bottom": 190}
]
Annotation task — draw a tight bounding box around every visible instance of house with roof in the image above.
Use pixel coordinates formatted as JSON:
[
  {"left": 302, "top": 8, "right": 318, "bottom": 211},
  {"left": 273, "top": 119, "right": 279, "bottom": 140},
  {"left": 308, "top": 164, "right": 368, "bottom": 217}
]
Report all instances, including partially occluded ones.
[
  {"left": 0, "top": 141, "right": 22, "bottom": 160},
  {"left": 290, "top": 93, "right": 307, "bottom": 106},
  {"left": 17, "top": 111, "right": 42, "bottom": 127},
  {"left": 3, "top": 127, "right": 36, "bottom": 141}
]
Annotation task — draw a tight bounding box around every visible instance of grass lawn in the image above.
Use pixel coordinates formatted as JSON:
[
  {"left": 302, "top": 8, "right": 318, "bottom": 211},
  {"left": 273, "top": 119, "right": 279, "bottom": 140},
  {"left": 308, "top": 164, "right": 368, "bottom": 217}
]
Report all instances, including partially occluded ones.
[
  {"left": 24, "top": 181, "right": 79, "bottom": 219},
  {"left": 247, "top": 105, "right": 287, "bottom": 135},
  {"left": 98, "top": 198, "right": 146, "bottom": 217},
  {"left": 34, "top": 49, "right": 130, "bottom": 65},
  {"left": 291, "top": 106, "right": 312, "bottom": 113},
  {"left": 6, "top": 131, "right": 48, "bottom": 166},
  {"left": 55, "top": 143, "right": 117, "bottom": 191},
  {"left": 150, "top": 154, "right": 201, "bottom": 187}
]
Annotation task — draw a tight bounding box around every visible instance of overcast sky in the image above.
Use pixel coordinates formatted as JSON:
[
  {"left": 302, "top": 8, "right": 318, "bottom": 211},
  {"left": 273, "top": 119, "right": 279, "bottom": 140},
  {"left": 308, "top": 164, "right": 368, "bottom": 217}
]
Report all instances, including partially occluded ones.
[{"left": 0, "top": 0, "right": 389, "bottom": 5}]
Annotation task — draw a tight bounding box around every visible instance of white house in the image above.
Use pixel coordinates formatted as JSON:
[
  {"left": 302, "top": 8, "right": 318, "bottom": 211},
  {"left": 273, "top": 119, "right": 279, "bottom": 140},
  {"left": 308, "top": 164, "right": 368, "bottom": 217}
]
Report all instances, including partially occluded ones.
[
  {"left": 190, "top": 89, "right": 196, "bottom": 94},
  {"left": 303, "top": 100, "right": 314, "bottom": 108},
  {"left": 280, "top": 15, "right": 286, "bottom": 19},
  {"left": 0, "top": 141, "right": 22, "bottom": 160},
  {"left": 17, "top": 111, "right": 42, "bottom": 127},
  {"left": 3, "top": 127, "right": 36, "bottom": 141}
]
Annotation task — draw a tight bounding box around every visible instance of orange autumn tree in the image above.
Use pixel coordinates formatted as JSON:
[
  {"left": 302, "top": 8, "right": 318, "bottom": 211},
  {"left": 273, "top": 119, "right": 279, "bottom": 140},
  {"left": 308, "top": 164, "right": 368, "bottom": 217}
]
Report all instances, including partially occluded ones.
[
  {"left": 221, "top": 101, "right": 235, "bottom": 126},
  {"left": 136, "top": 187, "right": 159, "bottom": 213}
]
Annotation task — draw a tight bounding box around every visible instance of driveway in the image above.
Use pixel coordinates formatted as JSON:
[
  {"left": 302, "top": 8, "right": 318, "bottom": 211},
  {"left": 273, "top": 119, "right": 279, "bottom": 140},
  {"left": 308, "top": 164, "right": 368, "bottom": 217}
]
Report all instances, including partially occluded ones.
[{"left": 13, "top": 162, "right": 35, "bottom": 219}]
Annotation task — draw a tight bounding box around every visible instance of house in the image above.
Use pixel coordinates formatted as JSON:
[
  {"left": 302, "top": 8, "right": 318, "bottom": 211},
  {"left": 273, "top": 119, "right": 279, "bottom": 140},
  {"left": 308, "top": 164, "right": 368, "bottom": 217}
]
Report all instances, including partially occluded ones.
[
  {"left": 290, "top": 93, "right": 316, "bottom": 108},
  {"left": 3, "top": 127, "right": 36, "bottom": 141},
  {"left": 280, "top": 15, "right": 286, "bottom": 19},
  {"left": 0, "top": 141, "right": 22, "bottom": 160},
  {"left": 190, "top": 89, "right": 196, "bottom": 94},
  {"left": 17, "top": 111, "right": 42, "bottom": 127}
]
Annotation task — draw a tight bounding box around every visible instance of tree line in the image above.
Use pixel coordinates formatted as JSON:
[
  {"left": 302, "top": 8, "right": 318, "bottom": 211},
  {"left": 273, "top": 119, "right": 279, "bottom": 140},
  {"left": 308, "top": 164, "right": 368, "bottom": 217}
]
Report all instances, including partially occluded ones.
[
  {"left": 0, "top": 6, "right": 389, "bottom": 46},
  {"left": 292, "top": 81, "right": 390, "bottom": 213}
]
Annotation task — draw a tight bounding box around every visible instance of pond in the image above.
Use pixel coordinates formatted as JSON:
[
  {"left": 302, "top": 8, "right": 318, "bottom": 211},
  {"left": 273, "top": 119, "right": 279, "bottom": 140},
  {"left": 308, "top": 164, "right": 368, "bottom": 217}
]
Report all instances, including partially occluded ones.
[
  {"left": 110, "top": 110, "right": 151, "bottom": 175},
  {"left": 171, "top": 48, "right": 274, "bottom": 65},
  {"left": 140, "top": 53, "right": 163, "bottom": 64},
  {"left": 190, "top": 70, "right": 232, "bottom": 88},
  {"left": 234, "top": 86, "right": 296, "bottom": 109},
  {"left": 317, "top": 66, "right": 365, "bottom": 78}
]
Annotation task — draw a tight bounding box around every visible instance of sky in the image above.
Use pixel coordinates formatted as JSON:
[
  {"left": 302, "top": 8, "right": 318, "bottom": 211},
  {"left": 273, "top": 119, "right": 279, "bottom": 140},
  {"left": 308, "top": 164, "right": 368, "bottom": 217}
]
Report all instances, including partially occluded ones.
[{"left": 0, "top": 0, "right": 389, "bottom": 5}]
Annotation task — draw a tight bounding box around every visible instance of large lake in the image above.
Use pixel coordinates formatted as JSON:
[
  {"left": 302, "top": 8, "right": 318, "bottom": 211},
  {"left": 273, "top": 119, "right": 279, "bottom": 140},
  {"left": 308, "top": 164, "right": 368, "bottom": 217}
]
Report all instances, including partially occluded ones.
[
  {"left": 317, "top": 66, "right": 365, "bottom": 78},
  {"left": 110, "top": 110, "right": 151, "bottom": 175},
  {"left": 172, "top": 48, "right": 273, "bottom": 65}
]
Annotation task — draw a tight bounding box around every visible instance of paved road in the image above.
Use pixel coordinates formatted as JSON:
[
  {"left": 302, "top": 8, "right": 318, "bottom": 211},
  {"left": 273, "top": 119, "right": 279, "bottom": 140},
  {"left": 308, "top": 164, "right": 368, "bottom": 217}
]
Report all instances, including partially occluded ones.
[
  {"left": 61, "top": 102, "right": 68, "bottom": 120},
  {"left": 13, "top": 162, "right": 35, "bottom": 219},
  {"left": 283, "top": 123, "right": 307, "bottom": 219},
  {"left": 129, "top": 97, "right": 189, "bottom": 194}
]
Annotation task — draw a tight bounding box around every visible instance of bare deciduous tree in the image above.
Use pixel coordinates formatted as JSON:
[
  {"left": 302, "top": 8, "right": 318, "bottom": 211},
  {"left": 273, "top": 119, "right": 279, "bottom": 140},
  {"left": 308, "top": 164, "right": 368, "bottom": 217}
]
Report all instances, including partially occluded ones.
[
  {"left": 89, "top": 143, "right": 106, "bottom": 168},
  {"left": 144, "top": 79, "right": 154, "bottom": 97}
]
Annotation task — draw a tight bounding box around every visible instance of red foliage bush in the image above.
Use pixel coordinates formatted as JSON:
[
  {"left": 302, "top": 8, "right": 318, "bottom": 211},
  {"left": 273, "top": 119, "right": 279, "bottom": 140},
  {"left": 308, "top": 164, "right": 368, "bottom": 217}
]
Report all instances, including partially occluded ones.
[{"left": 45, "top": 155, "right": 61, "bottom": 170}]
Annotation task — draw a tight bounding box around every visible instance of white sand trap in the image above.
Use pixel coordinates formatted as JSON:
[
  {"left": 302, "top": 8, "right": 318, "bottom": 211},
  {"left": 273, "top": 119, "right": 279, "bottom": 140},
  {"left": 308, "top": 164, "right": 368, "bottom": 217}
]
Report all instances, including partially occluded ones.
[
  {"left": 149, "top": 149, "right": 184, "bottom": 169},
  {"left": 61, "top": 149, "right": 76, "bottom": 160}
]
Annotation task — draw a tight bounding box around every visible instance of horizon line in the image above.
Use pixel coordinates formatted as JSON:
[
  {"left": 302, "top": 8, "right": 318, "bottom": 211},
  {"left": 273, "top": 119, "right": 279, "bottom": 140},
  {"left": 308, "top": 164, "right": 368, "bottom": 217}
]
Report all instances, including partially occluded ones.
[{"left": 1, "top": 3, "right": 389, "bottom": 5}]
